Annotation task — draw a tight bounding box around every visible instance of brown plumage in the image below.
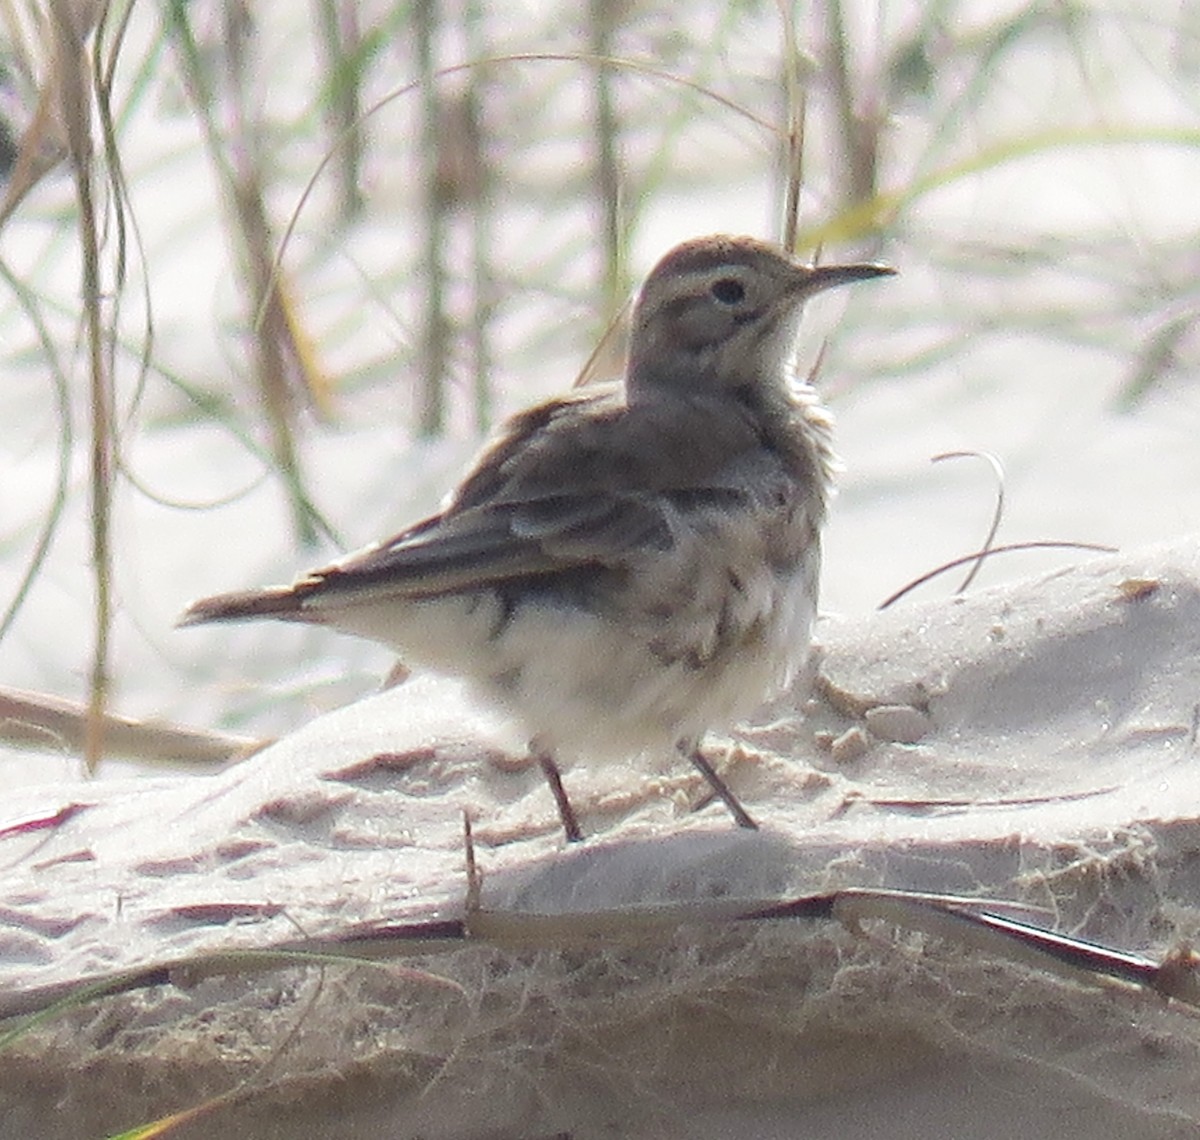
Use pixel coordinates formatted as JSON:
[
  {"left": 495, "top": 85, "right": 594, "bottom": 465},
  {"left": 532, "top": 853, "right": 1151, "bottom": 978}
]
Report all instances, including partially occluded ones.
[{"left": 181, "top": 235, "right": 894, "bottom": 840}]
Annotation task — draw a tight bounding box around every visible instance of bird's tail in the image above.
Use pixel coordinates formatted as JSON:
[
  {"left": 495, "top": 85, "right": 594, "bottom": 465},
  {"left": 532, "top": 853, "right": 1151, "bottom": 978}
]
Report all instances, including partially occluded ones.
[{"left": 177, "top": 585, "right": 309, "bottom": 628}]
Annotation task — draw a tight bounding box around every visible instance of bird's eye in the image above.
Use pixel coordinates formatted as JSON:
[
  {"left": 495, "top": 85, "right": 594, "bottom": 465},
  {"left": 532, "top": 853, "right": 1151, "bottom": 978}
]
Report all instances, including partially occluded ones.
[{"left": 710, "top": 277, "right": 746, "bottom": 305}]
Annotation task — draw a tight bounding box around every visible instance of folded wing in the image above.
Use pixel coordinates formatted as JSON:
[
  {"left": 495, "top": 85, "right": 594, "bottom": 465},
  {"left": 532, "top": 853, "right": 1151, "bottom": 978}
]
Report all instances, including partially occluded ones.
[{"left": 180, "top": 387, "right": 777, "bottom": 624}]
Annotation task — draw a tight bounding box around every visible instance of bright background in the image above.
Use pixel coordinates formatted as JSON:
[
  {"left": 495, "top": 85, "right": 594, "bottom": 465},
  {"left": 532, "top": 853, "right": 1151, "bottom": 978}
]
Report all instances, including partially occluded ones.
[{"left": 2, "top": 0, "right": 1198, "bottom": 769}]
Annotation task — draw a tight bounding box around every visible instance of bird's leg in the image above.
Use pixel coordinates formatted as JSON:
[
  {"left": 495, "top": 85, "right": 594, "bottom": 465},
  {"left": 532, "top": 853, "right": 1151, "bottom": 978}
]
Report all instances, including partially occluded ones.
[
  {"left": 681, "top": 740, "right": 758, "bottom": 830},
  {"left": 531, "top": 742, "right": 584, "bottom": 843}
]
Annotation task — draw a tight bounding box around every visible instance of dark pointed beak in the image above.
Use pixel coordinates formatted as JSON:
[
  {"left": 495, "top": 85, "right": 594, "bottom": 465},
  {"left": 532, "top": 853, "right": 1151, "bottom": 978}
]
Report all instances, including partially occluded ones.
[{"left": 797, "top": 261, "right": 896, "bottom": 296}]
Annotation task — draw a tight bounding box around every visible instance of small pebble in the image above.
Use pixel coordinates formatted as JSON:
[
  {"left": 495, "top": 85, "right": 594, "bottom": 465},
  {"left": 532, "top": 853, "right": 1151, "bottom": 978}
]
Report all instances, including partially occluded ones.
[
  {"left": 864, "top": 704, "right": 933, "bottom": 744},
  {"left": 830, "top": 726, "right": 871, "bottom": 763},
  {"left": 1117, "top": 577, "right": 1160, "bottom": 602}
]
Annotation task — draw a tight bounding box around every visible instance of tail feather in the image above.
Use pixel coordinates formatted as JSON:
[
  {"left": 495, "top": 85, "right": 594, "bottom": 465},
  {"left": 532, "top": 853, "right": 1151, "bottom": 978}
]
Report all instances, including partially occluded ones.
[{"left": 177, "top": 585, "right": 312, "bottom": 628}]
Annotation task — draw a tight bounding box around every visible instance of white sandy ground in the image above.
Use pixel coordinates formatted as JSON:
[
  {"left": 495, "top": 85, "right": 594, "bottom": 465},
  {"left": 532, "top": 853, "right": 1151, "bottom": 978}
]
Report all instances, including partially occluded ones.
[{"left": 3, "top": 537, "right": 1200, "bottom": 1137}]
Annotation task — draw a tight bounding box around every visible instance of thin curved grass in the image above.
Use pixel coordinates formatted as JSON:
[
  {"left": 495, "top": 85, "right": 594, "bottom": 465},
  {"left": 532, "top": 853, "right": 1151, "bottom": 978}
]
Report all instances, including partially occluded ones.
[
  {"left": 0, "top": 263, "right": 72, "bottom": 644},
  {"left": 260, "top": 50, "right": 784, "bottom": 334},
  {"left": 793, "top": 124, "right": 1200, "bottom": 252},
  {"left": 931, "top": 450, "right": 1006, "bottom": 594},
  {"left": 878, "top": 540, "right": 1118, "bottom": 610}
]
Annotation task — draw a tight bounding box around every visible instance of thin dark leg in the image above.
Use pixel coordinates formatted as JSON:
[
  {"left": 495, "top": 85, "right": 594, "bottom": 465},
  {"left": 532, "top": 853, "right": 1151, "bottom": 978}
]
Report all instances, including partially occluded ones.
[
  {"left": 683, "top": 743, "right": 758, "bottom": 830},
  {"left": 535, "top": 750, "right": 584, "bottom": 843}
]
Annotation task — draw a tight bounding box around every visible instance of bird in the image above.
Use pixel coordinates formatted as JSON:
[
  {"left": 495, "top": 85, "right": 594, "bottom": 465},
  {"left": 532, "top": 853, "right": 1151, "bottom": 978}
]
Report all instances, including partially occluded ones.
[{"left": 179, "top": 234, "right": 894, "bottom": 841}]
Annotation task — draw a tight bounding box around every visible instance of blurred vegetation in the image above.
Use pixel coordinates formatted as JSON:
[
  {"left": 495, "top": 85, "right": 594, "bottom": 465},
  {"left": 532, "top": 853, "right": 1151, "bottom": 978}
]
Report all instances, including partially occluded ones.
[
  {"left": 2, "top": 9, "right": 1199, "bottom": 1132},
  {"left": 0, "top": 0, "right": 1197, "bottom": 761}
]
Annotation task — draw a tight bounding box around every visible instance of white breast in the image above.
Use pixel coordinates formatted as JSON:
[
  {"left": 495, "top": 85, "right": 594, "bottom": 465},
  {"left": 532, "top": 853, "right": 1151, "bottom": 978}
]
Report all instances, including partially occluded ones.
[
  {"left": 320, "top": 494, "right": 823, "bottom": 768},
  {"left": 477, "top": 516, "right": 820, "bottom": 764}
]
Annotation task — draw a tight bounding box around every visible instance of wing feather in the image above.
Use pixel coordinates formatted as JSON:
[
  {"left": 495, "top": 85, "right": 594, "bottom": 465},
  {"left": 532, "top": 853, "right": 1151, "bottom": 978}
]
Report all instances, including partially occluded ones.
[{"left": 229, "top": 387, "right": 779, "bottom": 613}]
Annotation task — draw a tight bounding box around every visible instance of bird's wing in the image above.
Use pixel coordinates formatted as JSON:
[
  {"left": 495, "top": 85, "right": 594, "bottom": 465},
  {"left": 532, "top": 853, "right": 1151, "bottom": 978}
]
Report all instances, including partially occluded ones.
[{"left": 293, "top": 386, "right": 773, "bottom": 605}]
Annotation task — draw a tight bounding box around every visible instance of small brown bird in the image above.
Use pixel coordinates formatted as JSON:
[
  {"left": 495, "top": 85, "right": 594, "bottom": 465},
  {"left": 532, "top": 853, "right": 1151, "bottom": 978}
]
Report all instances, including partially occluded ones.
[{"left": 180, "top": 235, "right": 893, "bottom": 841}]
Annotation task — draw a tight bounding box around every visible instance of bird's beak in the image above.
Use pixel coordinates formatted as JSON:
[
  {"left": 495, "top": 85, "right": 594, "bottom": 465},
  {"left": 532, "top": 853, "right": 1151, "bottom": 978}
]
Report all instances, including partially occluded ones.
[{"left": 796, "top": 261, "right": 896, "bottom": 296}]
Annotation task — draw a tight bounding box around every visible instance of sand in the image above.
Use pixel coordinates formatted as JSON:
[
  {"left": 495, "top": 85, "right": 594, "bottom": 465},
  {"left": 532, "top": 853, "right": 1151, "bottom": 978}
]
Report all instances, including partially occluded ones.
[{"left": 3, "top": 537, "right": 1200, "bottom": 1138}]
